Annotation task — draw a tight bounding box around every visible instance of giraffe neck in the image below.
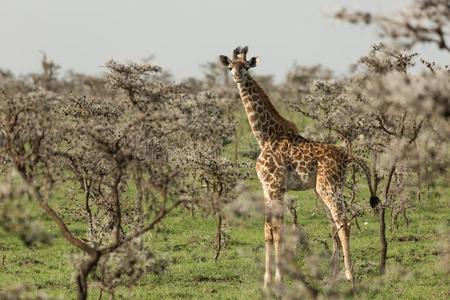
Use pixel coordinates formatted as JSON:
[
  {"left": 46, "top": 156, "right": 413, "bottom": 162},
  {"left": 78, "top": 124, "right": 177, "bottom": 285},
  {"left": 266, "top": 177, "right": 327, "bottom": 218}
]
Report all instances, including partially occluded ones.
[{"left": 237, "top": 75, "right": 299, "bottom": 147}]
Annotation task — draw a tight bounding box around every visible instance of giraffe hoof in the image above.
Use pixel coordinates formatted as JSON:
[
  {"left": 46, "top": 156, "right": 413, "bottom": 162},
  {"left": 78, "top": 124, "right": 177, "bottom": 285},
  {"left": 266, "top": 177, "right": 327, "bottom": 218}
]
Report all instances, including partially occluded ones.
[
  {"left": 345, "top": 271, "right": 353, "bottom": 281},
  {"left": 263, "top": 273, "right": 271, "bottom": 289},
  {"left": 274, "top": 272, "right": 282, "bottom": 284}
]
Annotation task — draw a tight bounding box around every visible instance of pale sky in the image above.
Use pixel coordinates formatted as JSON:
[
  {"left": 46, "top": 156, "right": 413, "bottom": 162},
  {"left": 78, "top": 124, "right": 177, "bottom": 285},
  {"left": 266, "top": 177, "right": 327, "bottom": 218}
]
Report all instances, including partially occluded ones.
[{"left": 0, "top": 0, "right": 445, "bottom": 81}]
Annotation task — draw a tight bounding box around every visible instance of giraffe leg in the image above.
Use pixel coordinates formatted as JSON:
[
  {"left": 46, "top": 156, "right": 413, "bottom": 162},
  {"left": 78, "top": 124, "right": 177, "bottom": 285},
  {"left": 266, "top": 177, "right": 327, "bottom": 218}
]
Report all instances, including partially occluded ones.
[
  {"left": 263, "top": 207, "right": 273, "bottom": 288},
  {"left": 336, "top": 219, "right": 352, "bottom": 281},
  {"left": 317, "top": 186, "right": 353, "bottom": 281},
  {"left": 256, "top": 157, "right": 287, "bottom": 287},
  {"left": 324, "top": 201, "right": 341, "bottom": 276},
  {"left": 331, "top": 223, "right": 341, "bottom": 276},
  {"left": 272, "top": 201, "right": 284, "bottom": 284}
]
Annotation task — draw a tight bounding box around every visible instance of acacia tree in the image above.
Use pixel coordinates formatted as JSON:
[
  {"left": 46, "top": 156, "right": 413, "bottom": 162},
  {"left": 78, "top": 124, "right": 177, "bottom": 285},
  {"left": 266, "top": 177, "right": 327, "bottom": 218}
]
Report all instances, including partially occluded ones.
[
  {"left": 282, "top": 43, "right": 449, "bottom": 276},
  {"left": 0, "top": 81, "right": 174, "bottom": 299},
  {"left": 333, "top": 0, "right": 449, "bottom": 273},
  {"left": 335, "top": 0, "right": 450, "bottom": 53},
  {"left": 0, "top": 57, "right": 241, "bottom": 299}
]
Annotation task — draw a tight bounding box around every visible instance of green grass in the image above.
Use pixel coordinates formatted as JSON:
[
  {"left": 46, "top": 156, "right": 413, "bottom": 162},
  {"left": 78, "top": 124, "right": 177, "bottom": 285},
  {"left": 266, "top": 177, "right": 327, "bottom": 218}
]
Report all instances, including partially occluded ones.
[
  {"left": 0, "top": 185, "right": 448, "bottom": 299},
  {"left": 1, "top": 108, "right": 449, "bottom": 299}
]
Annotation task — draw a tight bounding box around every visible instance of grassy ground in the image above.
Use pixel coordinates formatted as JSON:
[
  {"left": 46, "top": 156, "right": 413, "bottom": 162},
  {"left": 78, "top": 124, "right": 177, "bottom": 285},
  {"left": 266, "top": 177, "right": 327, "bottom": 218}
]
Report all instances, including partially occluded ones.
[
  {"left": 0, "top": 184, "right": 448, "bottom": 299},
  {"left": 0, "top": 109, "right": 449, "bottom": 299}
]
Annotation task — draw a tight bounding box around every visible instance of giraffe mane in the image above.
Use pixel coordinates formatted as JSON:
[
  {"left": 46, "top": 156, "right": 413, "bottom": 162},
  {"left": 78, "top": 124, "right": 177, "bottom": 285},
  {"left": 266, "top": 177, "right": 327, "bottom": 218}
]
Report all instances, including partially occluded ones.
[{"left": 251, "top": 77, "right": 299, "bottom": 133}]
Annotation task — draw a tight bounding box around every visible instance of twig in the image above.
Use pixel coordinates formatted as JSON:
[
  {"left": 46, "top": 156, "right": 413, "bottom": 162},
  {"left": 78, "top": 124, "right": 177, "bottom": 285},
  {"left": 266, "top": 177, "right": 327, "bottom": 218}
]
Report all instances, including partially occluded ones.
[
  {"left": 173, "top": 239, "right": 202, "bottom": 250},
  {"left": 214, "top": 214, "right": 223, "bottom": 262},
  {"left": 287, "top": 201, "right": 299, "bottom": 228},
  {"left": 100, "top": 200, "right": 185, "bottom": 255},
  {"left": 1, "top": 255, "right": 7, "bottom": 271},
  {"left": 24, "top": 180, "right": 97, "bottom": 256},
  {"left": 376, "top": 115, "right": 395, "bottom": 136},
  {"left": 311, "top": 238, "right": 330, "bottom": 252},
  {"left": 97, "top": 288, "right": 103, "bottom": 300}
]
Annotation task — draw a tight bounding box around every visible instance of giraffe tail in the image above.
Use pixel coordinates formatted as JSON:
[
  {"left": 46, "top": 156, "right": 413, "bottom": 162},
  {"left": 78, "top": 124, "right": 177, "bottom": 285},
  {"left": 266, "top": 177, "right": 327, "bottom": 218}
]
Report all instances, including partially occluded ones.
[{"left": 349, "top": 156, "right": 380, "bottom": 208}]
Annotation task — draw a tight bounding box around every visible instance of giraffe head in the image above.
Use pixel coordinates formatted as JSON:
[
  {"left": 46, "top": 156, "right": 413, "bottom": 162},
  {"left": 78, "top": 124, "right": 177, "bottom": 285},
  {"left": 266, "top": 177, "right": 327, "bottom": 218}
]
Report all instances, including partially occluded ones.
[{"left": 219, "top": 46, "right": 259, "bottom": 83}]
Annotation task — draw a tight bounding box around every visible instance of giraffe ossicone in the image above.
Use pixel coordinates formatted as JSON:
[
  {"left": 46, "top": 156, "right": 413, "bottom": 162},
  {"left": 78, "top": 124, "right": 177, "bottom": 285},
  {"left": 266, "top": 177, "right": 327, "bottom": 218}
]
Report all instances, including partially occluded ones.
[{"left": 220, "top": 46, "right": 379, "bottom": 288}]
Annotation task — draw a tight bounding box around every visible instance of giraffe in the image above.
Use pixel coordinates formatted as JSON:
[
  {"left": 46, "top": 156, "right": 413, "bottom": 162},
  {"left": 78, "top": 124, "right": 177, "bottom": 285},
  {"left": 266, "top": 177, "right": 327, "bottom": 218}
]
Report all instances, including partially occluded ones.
[{"left": 219, "top": 46, "right": 379, "bottom": 287}]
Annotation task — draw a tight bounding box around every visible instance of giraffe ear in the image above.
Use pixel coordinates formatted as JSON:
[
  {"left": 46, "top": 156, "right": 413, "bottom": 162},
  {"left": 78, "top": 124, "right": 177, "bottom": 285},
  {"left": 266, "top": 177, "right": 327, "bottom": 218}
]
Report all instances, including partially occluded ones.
[
  {"left": 219, "top": 55, "right": 231, "bottom": 67},
  {"left": 247, "top": 56, "right": 259, "bottom": 68}
]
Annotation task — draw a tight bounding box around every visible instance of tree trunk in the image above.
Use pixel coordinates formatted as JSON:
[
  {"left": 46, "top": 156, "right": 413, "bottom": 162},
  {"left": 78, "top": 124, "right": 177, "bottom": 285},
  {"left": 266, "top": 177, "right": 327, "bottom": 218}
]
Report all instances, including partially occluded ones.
[
  {"left": 379, "top": 207, "right": 387, "bottom": 274},
  {"left": 76, "top": 253, "right": 100, "bottom": 300},
  {"left": 83, "top": 179, "right": 94, "bottom": 236},
  {"left": 214, "top": 214, "right": 223, "bottom": 262},
  {"left": 112, "top": 176, "right": 122, "bottom": 245},
  {"left": 234, "top": 128, "right": 239, "bottom": 162},
  {"left": 134, "top": 171, "right": 144, "bottom": 222},
  {"left": 379, "top": 165, "right": 396, "bottom": 274}
]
